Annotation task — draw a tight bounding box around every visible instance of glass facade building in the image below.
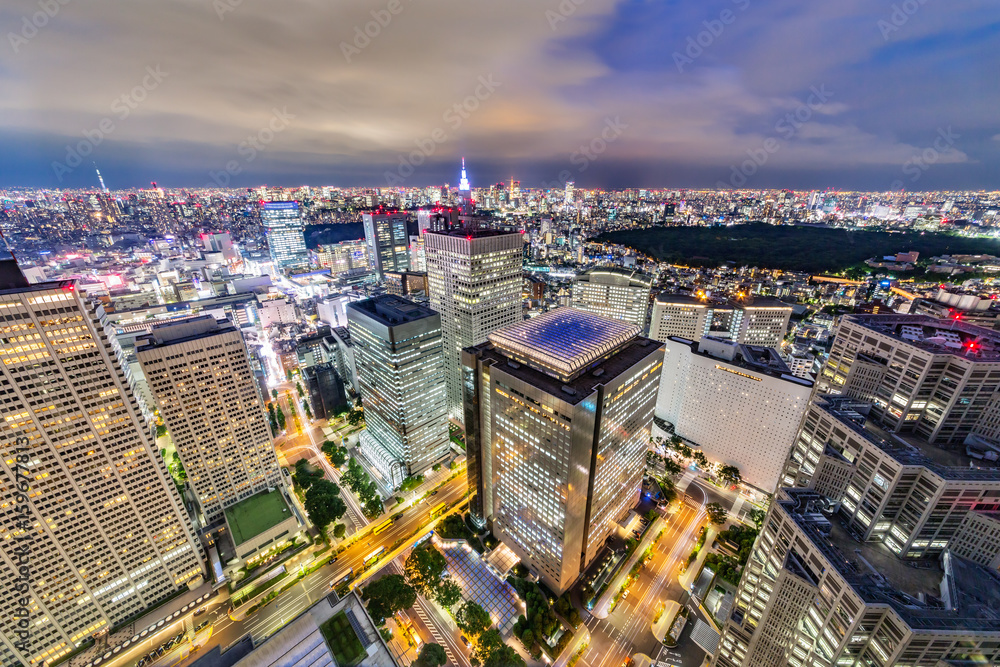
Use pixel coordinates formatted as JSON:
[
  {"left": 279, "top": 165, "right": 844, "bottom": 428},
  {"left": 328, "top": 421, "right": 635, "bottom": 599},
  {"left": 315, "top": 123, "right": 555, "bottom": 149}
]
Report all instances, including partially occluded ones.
[
  {"left": 262, "top": 201, "right": 308, "bottom": 271},
  {"left": 347, "top": 295, "right": 449, "bottom": 489},
  {"left": 462, "top": 308, "right": 664, "bottom": 593},
  {"left": 363, "top": 212, "right": 410, "bottom": 281},
  {"left": 426, "top": 228, "right": 524, "bottom": 422}
]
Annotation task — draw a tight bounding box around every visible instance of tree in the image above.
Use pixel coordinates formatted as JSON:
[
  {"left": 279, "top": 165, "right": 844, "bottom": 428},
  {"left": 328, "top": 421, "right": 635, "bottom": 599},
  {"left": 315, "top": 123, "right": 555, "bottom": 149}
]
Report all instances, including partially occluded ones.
[
  {"left": 271, "top": 388, "right": 278, "bottom": 401},
  {"left": 276, "top": 405, "right": 286, "bottom": 431},
  {"left": 304, "top": 479, "right": 347, "bottom": 531},
  {"left": 296, "top": 381, "right": 304, "bottom": 397},
  {"left": 676, "top": 442, "right": 693, "bottom": 458},
  {"left": 347, "top": 409, "right": 365, "bottom": 426},
  {"left": 659, "top": 476, "right": 677, "bottom": 504},
  {"left": 718, "top": 464, "right": 742, "bottom": 487},
  {"left": 364, "top": 574, "right": 416, "bottom": 625},
  {"left": 413, "top": 643, "right": 448, "bottom": 667},
  {"left": 333, "top": 523, "right": 347, "bottom": 539},
  {"left": 303, "top": 401, "right": 313, "bottom": 420},
  {"left": 456, "top": 600, "right": 492, "bottom": 638},
  {"left": 435, "top": 578, "right": 462, "bottom": 609},
  {"left": 662, "top": 457, "right": 682, "bottom": 476},
  {"left": 476, "top": 629, "right": 525, "bottom": 667},
  {"left": 749, "top": 507, "right": 766, "bottom": 529},
  {"left": 286, "top": 368, "right": 293, "bottom": 382},
  {"left": 706, "top": 502, "right": 728, "bottom": 525},
  {"left": 364, "top": 495, "right": 384, "bottom": 518},
  {"left": 329, "top": 446, "right": 347, "bottom": 467},
  {"left": 293, "top": 459, "right": 323, "bottom": 490},
  {"left": 405, "top": 543, "right": 448, "bottom": 598},
  {"left": 692, "top": 451, "right": 709, "bottom": 468}
]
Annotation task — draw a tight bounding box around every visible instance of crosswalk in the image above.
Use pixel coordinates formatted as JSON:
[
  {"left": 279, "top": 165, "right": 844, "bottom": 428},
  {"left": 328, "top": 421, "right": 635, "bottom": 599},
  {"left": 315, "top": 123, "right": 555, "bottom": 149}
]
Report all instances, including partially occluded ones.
[{"left": 411, "top": 598, "right": 459, "bottom": 665}]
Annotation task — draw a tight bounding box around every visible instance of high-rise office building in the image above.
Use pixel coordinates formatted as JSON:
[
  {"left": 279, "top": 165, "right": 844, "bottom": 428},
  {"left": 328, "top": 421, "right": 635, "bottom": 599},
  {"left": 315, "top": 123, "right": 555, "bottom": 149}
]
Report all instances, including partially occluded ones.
[
  {"left": 732, "top": 298, "right": 794, "bottom": 348},
  {"left": 571, "top": 267, "right": 653, "bottom": 329},
  {"left": 363, "top": 211, "right": 410, "bottom": 280},
  {"left": 0, "top": 262, "right": 203, "bottom": 667},
  {"left": 425, "top": 228, "right": 523, "bottom": 422},
  {"left": 462, "top": 308, "right": 664, "bottom": 593},
  {"left": 781, "top": 394, "right": 1000, "bottom": 559},
  {"left": 818, "top": 313, "right": 1000, "bottom": 445},
  {"left": 262, "top": 201, "right": 308, "bottom": 271},
  {"left": 650, "top": 293, "right": 792, "bottom": 348},
  {"left": 655, "top": 336, "right": 812, "bottom": 492},
  {"left": 136, "top": 316, "right": 283, "bottom": 524},
  {"left": 347, "top": 295, "right": 450, "bottom": 489},
  {"left": 314, "top": 240, "right": 371, "bottom": 276},
  {"left": 714, "top": 488, "right": 1000, "bottom": 667},
  {"left": 649, "top": 293, "right": 716, "bottom": 341}
]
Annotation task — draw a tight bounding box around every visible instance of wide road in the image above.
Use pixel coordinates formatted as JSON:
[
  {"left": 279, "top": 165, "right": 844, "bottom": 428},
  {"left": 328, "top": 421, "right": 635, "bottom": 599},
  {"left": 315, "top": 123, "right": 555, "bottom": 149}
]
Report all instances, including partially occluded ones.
[
  {"left": 579, "top": 483, "right": 708, "bottom": 667},
  {"left": 96, "top": 471, "right": 468, "bottom": 667}
]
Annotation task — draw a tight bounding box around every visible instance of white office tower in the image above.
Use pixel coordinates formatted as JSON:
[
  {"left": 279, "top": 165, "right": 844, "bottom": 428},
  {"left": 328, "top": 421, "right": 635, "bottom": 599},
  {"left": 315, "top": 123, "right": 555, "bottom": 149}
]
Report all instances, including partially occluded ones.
[
  {"left": 714, "top": 488, "right": 1000, "bottom": 667},
  {"left": 136, "top": 316, "right": 283, "bottom": 524},
  {"left": 261, "top": 201, "right": 308, "bottom": 272},
  {"left": 655, "top": 336, "right": 812, "bottom": 492},
  {"left": 650, "top": 293, "right": 792, "bottom": 348},
  {"left": 564, "top": 181, "right": 575, "bottom": 205},
  {"left": 362, "top": 211, "right": 410, "bottom": 280},
  {"left": 0, "top": 262, "right": 203, "bottom": 667},
  {"left": 733, "top": 299, "right": 794, "bottom": 347},
  {"left": 347, "top": 296, "right": 449, "bottom": 489},
  {"left": 425, "top": 228, "right": 523, "bottom": 422},
  {"left": 571, "top": 267, "right": 653, "bottom": 329}
]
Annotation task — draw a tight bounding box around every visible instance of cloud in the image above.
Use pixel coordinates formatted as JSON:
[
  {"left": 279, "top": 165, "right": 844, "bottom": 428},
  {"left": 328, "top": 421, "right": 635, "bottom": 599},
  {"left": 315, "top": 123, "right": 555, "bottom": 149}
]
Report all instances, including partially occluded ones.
[{"left": 0, "top": 0, "right": 997, "bottom": 189}]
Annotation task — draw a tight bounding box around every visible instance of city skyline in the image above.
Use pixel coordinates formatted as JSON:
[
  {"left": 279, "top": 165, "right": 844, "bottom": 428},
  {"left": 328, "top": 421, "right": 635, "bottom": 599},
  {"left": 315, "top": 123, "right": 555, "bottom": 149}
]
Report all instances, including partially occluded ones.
[{"left": 2, "top": 1, "right": 998, "bottom": 190}]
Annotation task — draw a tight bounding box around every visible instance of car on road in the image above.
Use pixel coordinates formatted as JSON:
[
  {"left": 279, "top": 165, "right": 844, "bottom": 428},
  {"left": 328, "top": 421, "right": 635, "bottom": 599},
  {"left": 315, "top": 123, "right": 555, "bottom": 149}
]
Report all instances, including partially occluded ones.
[
  {"left": 429, "top": 490, "right": 438, "bottom": 496},
  {"left": 460, "top": 635, "right": 471, "bottom": 647},
  {"left": 194, "top": 606, "right": 207, "bottom": 616}
]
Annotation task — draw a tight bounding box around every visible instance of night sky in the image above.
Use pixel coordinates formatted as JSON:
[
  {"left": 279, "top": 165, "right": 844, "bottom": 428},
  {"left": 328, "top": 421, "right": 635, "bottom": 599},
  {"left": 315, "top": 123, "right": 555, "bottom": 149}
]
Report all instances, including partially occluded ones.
[{"left": 2, "top": 0, "right": 998, "bottom": 190}]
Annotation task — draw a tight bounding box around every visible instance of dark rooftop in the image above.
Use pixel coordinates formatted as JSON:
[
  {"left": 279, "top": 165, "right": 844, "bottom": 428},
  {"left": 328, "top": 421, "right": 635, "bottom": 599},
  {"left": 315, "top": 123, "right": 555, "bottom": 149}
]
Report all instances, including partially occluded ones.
[
  {"left": 782, "top": 489, "right": 1000, "bottom": 632},
  {"left": 347, "top": 294, "right": 438, "bottom": 326},
  {"left": 844, "top": 313, "right": 1000, "bottom": 360},
  {"left": 815, "top": 395, "right": 1000, "bottom": 480},
  {"left": 471, "top": 331, "right": 662, "bottom": 406}
]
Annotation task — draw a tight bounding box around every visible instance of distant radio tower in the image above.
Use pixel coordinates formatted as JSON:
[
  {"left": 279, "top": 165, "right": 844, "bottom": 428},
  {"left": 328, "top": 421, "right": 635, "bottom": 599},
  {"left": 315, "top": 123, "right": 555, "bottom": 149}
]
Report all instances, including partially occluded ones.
[{"left": 94, "top": 163, "right": 109, "bottom": 192}]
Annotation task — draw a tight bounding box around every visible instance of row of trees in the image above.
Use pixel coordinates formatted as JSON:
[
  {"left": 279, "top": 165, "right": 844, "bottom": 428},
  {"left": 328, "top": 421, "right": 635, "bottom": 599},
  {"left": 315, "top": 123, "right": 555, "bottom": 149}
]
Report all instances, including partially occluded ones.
[
  {"left": 652, "top": 435, "right": 743, "bottom": 487},
  {"left": 293, "top": 459, "right": 348, "bottom": 538},
  {"left": 456, "top": 599, "right": 525, "bottom": 667},
  {"left": 340, "top": 456, "right": 384, "bottom": 518}
]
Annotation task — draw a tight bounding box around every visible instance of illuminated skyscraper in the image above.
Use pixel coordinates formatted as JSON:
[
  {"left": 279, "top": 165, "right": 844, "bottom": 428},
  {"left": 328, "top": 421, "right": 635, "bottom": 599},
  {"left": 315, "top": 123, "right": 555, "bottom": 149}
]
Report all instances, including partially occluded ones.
[
  {"left": 425, "top": 228, "right": 523, "bottom": 421},
  {"left": 0, "top": 260, "right": 203, "bottom": 667},
  {"left": 262, "top": 201, "right": 308, "bottom": 271},
  {"left": 347, "top": 296, "right": 449, "bottom": 489},
  {"left": 458, "top": 158, "right": 470, "bottom": 192},
  {"left": 462, "top": 308, "right": 663, "bottom": 593},
  {"left": 136, "top": 316, "right": 283, "bottom": 524},
  {"left": 571, "top": 267, "right": 653, "bottom": 328},
  {"left": 362, "top": 211, "right": 410, "bottom": 281}
]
